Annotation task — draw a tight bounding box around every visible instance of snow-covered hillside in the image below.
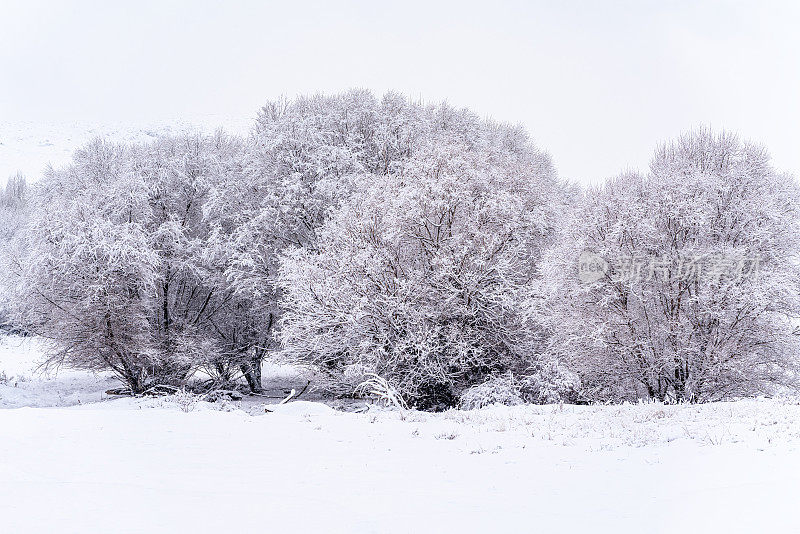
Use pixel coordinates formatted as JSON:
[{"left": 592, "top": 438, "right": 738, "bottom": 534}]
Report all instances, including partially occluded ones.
[
  {"left": 0, "top": 116, "right": 251, "bottom": 183},
  {"left": 1, "top": 336, "right": 799, "bottom": 533}
]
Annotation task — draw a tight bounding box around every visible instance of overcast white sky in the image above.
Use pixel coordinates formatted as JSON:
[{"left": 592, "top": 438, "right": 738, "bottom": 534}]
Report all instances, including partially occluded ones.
[{"left": 1, "top": 0, "right": 798, "bottom": 185}]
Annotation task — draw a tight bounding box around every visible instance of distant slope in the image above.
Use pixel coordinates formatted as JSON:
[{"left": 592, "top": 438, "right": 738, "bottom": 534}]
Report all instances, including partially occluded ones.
[{"left": 0, "top": 115, "right": 251, "bottom": 185}]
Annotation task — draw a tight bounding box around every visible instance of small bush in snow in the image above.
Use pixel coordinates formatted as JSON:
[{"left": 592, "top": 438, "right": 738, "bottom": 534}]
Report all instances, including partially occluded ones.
[
  {"left": 460, "top": 374, "right": 525, "bottom": 410},
  {"left": 356, "top": 374, "right": 408, "bottom": 410},
  {"left": 460, "top": 362, "right": 581, "bottom": 410},
  {"left": 518, "top": 360, "right": 582, "bottom": 405},
  {"left": 172, "top": 388, "right": 200, "bottom": 413}
]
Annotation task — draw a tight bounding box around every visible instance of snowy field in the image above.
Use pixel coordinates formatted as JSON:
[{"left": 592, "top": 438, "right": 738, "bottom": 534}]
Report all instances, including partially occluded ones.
[{"left": 2, "top": 335, "right": 800, "bottom": 533}]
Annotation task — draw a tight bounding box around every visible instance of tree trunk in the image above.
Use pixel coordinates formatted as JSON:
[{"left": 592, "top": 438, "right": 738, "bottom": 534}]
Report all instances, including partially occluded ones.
[
  {"left": 241, "top": 348, "right": 264, "bottom": 393},
  {"left": 673, "top": 364, "right": 694, "bottom": 402},
  {"left": 162, "top": 273, "right": 172, "bottom": 357}
]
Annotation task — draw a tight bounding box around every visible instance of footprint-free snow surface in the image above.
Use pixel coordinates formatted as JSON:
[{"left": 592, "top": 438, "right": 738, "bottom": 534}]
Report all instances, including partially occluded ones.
[{"left": 1, "top": 336, "right": 800, "bottom": 533}]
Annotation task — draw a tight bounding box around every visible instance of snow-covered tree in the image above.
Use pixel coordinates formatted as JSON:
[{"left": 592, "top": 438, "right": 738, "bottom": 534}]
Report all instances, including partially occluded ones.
[
  {"left": 277, "top": 106, "right": 571, "bottom": 409},
  {"left": 9, "top": 133, "right": 256, "bottom": 392},
  {"left": 0, "top": 173, "right": 29, "bottom": 332},
  {"left": 11, "top": 140, "right": 161, "bottom": 391},
  {"left": 128, "top": 131, "right": 254, "bottom": 386},
  {"left": 542, "top": 129, "right": 800, "bottom": 402},
  {"left": 207, "top": 90, "right": 439, "bottom": 391}
]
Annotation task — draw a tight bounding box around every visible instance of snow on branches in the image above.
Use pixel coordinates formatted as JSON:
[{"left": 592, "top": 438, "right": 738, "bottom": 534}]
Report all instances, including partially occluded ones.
[
  {"left": 276, "top": 96, "right": 569, "bottom": 409},
  {"left": 541, "top": 129, "right": 800, "bottom": 403},
  {"left": 5, "top": 93, "right": 800, "bottom": 408}
]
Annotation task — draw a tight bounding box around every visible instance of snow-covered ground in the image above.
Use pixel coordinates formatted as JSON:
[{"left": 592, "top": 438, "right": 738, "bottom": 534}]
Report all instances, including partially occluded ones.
[
  {"left": 0, "top": 335, "right": 117, "bottom": 408},
  {"left": 2, "top": 336, "right": 800, "bottom": 533}
]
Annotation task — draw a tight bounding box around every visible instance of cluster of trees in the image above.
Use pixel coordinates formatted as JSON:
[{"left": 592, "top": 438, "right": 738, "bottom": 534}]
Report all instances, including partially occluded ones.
[{"left": 2, "top": 90, "right": 799, "bottom": 408}]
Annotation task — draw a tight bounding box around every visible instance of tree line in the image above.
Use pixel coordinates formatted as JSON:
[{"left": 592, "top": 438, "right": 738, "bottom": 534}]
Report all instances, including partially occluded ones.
[{"left": 1, "top": 89, "right": 798, "bottom": 409}]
